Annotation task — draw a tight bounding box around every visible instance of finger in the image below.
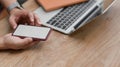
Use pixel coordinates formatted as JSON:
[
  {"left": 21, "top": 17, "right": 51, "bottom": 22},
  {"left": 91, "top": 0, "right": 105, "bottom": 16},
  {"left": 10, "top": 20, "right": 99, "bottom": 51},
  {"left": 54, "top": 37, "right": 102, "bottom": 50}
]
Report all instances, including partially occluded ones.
[
  {"left": 9, "top": 16, "right": 17, "bottom": 29},
  {"left": 5, "top": 33, "right": 12, "bottom": 36},
  {"left": 28, "top": 12, "right": 34, "bottom": 25},
  {"left": 19, "top": 38, "right": 33, "bottom": 46},
  {"left": 22, "top": 41, "right": 40, "bottom": 49},
  {"left": 11, "top": 38, "right": 33, "bottom": 50},
  {"left": 29, "top": 41, "right": 40, "bottom": 46},
  {"left": 34, "top": 13, "right": 41, "bottom": 26},
  {"left": 17, "top": 15, "right": 27, "bottom": 25}
]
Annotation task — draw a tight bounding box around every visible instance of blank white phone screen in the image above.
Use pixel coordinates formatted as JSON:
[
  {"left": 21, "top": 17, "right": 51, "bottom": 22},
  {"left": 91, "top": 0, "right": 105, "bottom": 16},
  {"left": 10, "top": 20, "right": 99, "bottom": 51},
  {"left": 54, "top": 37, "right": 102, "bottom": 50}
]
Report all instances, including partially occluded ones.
[{"left": 13, "top": 25, "right": 51, "bottom": 39}]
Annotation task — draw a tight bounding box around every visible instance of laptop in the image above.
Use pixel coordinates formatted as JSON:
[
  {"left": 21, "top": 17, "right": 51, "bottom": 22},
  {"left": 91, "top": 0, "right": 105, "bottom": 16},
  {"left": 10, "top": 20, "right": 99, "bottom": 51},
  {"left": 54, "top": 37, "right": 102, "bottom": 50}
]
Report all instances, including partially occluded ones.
[{"left": 34, "top": 0, "right": 116, "bottom": 34}]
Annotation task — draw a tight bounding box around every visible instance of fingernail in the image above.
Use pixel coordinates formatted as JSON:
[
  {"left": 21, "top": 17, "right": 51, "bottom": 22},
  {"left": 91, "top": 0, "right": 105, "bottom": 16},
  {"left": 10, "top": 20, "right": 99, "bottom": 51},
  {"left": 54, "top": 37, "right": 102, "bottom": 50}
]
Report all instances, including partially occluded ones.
[
  {"left": 38, "top": 22, "right": 41, "bottom": 25},
  {"left": 13, "top": 26, "right": 16, "bottom": 29},
  {"left": 31, "top": 18, "right": 34, "bottom": 22},
  {"left": 38, "top": 20, "right": 41, "bottom": 24}
]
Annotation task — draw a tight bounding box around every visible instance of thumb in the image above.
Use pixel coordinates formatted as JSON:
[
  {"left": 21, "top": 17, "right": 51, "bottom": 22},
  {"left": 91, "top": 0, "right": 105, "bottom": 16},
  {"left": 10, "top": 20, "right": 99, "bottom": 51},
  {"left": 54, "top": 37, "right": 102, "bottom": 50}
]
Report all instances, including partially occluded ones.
[
  {"left": 21, "top": 38, "right": 33, "bottom": 45},
  {"left": 9, "top": 16, "right": 17, "bottom": 29}
]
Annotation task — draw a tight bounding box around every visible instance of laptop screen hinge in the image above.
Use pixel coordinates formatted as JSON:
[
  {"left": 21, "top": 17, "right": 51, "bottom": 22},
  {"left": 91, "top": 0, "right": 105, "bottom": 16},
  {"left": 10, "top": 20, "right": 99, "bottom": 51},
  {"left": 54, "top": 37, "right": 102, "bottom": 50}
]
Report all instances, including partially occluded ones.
[{"left": 74, "top": 6, "right": 99, "bottom": 29}]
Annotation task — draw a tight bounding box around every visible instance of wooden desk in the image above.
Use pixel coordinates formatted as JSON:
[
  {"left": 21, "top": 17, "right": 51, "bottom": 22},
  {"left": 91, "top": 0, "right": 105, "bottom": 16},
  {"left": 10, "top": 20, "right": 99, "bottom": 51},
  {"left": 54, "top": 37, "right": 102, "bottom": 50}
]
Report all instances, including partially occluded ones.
[{"left": 0, "top": 0, "right": 120, "bottom": 67}]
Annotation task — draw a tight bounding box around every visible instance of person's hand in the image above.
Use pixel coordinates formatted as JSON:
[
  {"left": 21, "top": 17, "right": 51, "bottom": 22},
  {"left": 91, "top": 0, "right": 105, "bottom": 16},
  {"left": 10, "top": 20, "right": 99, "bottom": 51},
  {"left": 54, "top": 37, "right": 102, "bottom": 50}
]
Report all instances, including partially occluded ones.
[
  {"left": 2, "top": 33, "right": 40, "bottom": 50},
  {"left": 9, "top": 8, "right": 41, "bottom": 29}
]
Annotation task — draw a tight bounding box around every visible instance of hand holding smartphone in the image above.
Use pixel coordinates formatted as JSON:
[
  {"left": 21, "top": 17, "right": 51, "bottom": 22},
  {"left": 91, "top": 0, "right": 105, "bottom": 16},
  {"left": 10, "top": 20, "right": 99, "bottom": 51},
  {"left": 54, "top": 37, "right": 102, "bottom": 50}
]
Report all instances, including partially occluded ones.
[{"left": 13, "top": 25, "right": 51, "bottom": 41}]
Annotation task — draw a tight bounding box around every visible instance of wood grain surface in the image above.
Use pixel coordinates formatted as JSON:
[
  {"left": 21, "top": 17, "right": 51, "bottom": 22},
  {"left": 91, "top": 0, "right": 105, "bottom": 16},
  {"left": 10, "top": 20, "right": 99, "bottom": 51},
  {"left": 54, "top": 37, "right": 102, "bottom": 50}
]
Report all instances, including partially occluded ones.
[{"left": 0, "top": 0, "right": 120, "bottom": 67}]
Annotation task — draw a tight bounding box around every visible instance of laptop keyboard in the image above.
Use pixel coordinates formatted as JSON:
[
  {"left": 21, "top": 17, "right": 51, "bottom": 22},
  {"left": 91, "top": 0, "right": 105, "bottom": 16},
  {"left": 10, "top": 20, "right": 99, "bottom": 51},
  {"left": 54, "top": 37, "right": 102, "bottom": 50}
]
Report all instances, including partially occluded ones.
[{"left": 46, "top": 0, "right": 96, "bottom": 30}]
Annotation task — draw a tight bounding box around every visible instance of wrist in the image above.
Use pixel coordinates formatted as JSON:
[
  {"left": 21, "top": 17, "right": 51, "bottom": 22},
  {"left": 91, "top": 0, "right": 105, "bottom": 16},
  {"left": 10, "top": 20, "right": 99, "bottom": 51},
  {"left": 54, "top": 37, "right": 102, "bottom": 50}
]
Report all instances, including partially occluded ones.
[
  {"left": 7, "top": 1, "right": 23, "bottom": 14},
  {"left": 10, "top": 7, "right": 22, "bottom": 15}
]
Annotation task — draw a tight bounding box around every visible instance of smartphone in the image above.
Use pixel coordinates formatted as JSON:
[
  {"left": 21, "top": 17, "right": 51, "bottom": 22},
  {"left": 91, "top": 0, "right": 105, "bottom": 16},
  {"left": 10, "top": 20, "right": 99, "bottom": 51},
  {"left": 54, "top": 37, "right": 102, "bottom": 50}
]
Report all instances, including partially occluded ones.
[{"left": 13, "top": 25, "right": 51, "bottom": 41}]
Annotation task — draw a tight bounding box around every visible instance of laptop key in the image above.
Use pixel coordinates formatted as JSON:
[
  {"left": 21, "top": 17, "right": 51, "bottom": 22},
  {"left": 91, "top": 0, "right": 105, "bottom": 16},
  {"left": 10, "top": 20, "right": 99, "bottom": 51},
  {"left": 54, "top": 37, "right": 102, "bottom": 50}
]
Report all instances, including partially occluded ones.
[{"left": 46, "top": 0, "right": 96, "bottom": 30}]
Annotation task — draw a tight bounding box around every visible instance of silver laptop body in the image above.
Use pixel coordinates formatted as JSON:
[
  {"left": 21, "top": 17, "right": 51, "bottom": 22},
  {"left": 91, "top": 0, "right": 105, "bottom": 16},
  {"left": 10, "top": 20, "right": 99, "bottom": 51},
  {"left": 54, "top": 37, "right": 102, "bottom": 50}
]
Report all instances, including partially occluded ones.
[{"left": 34, "top": 0, "right": 115, "bottom": 34}]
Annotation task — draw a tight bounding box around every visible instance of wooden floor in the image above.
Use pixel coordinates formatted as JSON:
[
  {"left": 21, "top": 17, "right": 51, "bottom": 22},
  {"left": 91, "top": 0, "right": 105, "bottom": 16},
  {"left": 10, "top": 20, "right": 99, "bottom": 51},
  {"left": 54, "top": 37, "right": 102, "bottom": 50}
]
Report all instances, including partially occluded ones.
[{"left": 0, "top": 0, "right": 120, "bottom": 67}]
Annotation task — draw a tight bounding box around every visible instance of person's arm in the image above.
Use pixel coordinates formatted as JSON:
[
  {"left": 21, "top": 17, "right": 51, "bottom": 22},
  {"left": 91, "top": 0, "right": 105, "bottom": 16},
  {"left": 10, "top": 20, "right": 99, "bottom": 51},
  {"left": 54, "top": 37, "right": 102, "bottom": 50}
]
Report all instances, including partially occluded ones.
[
  {"left": 0, "top": 0, "right": 41, "bottom": 29},
  {"left": 0, "top": 33, "right": 40, "bottom": 50},
  {"left": 0, "top": 37, "right": 7, "bottom": 49},
  {"left": 0, "top": 0, "right": 16, "bottom": 9},
  {"left": 0, "top": 0, "right": 41, "bottom": 50}
]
